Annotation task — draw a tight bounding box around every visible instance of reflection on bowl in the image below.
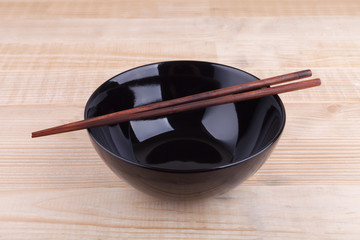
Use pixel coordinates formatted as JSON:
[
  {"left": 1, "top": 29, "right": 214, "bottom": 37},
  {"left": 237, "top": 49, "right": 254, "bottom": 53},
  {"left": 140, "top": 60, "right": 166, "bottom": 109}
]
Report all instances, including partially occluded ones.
[{"left": 85, "top": 61, "right": 286, "bottom": 199}]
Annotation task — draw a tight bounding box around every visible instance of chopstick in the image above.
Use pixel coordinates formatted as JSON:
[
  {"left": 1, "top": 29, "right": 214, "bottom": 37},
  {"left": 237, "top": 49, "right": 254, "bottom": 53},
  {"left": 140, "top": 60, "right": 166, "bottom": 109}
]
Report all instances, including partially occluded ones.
[{"left": 32, "top": 70, "right": 319, "bottom": 138}]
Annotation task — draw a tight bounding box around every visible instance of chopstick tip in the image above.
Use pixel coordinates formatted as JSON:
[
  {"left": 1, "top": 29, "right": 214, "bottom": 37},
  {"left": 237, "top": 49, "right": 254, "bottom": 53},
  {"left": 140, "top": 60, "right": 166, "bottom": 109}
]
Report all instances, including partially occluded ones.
[
  {"left": 31, "top": 131, "right": 41, "bottom": 138},
  {"left": 300, "top": 69, "right": 312, "bottom": 78}
]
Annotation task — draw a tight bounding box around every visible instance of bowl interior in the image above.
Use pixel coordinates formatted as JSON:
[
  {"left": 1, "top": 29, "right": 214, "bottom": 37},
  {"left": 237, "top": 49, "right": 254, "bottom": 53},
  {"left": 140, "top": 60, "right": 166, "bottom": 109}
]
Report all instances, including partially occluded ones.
[{"left": 85, "top": 61, "right": 285, "bottom": 171}]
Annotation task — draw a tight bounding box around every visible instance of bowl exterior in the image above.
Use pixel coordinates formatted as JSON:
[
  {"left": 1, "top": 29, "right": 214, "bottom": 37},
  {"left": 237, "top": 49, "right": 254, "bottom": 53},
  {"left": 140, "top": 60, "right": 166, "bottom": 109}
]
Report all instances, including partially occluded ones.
[{"left": 89, "top": 134, "right": 279, "bottom": 199}]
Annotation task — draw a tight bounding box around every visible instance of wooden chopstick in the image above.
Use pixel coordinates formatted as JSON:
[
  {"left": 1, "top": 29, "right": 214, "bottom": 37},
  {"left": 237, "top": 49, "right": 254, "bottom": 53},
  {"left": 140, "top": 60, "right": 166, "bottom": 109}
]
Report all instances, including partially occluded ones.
[{"left": 32, "top": 70, "right": 318, "bottom": 138}]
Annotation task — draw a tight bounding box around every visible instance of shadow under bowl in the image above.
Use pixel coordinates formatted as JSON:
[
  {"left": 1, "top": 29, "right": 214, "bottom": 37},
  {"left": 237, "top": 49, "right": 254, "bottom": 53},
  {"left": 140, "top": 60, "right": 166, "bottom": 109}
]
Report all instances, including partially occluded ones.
[{"left": 85, "top": 61, "right": 286, "bottom": 199}]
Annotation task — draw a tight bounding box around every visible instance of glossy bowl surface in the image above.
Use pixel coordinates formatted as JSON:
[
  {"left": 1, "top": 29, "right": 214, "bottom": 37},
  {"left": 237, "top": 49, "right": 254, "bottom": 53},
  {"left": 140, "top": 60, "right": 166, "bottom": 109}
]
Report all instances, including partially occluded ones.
[{"left": 85, "top": 61, "right": 286, "bottom": 199}]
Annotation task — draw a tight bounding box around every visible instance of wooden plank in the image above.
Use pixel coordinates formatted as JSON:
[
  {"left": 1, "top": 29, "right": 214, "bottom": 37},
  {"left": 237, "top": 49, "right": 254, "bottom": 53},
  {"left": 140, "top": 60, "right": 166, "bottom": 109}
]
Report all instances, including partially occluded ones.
[
  {"left": 2, "top": 102, "right": 360, "bottom": 138},
  {"left": 1, "top": 38, "right": 360, "bottom": 69},
  {"left": 0, "top": 68, "right": 359, "bottom": 105},
  {"left": 210, "top": 0, "right": 360, "bottom": 17},
  {"left": 0, "top": 0, "right": 359, "bottom": 19},
  {"left": 1, "top": 137, "right": 359, "bottom": 189},
  {"left": 0, "top": 186, "right": 359, "bottom": 239},
  {"left": 1, "top": 17, "right": 359, "bottom": 43},
  {"left": 1, "top": 103, "right": 359, "bottom": 189}
]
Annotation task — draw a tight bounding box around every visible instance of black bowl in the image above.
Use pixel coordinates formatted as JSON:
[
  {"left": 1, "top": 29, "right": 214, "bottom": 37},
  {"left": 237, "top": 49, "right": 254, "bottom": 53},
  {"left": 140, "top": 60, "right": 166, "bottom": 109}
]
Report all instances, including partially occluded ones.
[{"left": 85, "top": 61, "right": 286, "bottom": 199}]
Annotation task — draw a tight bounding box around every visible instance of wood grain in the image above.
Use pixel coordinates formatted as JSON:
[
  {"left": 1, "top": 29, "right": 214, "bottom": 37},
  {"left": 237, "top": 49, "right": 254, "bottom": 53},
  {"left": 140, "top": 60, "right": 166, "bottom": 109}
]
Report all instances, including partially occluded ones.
[
  {"left": 1, "top": 0, "right": 360, "bottom": 239},
  {"left": 1, "top": 186, "right": 360, "bottom": 239}
]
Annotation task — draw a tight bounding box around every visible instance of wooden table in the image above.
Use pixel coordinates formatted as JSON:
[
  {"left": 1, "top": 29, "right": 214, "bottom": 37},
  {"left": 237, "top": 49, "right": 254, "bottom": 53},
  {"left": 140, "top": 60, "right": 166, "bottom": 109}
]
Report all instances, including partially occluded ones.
[{"left": 1, "top": 0, "right": 359, "bottom": 239}]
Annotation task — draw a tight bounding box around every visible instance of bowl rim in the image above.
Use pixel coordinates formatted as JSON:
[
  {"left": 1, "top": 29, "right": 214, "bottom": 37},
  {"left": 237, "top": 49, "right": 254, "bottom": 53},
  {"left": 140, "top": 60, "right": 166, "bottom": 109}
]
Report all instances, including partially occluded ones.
[{"left": 84, "top": 60, "right": 286, "bottom": 173}]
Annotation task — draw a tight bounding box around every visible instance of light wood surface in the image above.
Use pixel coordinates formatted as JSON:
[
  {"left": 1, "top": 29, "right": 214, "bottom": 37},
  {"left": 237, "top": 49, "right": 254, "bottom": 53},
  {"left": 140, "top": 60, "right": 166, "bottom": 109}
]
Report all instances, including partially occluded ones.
[{"left": 1, "top": 0, "right": 359, "bottom": 239}]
